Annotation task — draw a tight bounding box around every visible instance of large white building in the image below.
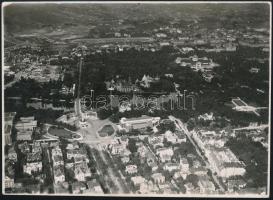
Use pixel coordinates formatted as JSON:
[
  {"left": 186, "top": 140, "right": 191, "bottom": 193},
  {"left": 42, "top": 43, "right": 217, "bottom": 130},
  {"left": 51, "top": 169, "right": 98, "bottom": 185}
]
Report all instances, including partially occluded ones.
[
  {"left": 176, "top": 55, "right": 216, "bottom": 72},
  {"left": 206, "top": 147, "right": 246, "bottom": 178},
  {"left": 15, "top": 116, "right": 37, "bottom": 132},
  {"left": 192, "top": 129, "right": 245, "bottom": 178},
  {"left": 120, "top": 115, "right": 160, "bottom": 132}
]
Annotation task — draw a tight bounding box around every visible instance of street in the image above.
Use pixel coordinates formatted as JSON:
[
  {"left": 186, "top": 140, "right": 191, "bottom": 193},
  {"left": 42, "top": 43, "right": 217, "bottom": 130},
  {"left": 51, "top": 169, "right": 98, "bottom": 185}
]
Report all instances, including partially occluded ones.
[
  {"left": 168, "top": 115, "right": 226, "bottom": 192},
  {"left": 96, "top": 147, "right": 129, "bottom": 194}
]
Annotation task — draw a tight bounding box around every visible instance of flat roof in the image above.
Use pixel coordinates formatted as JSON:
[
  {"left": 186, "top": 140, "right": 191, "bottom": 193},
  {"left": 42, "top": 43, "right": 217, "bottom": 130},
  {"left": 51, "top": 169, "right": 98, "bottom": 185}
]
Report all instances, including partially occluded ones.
[{"left": 122, "top": 115, "right": 157, "bottom": 122}]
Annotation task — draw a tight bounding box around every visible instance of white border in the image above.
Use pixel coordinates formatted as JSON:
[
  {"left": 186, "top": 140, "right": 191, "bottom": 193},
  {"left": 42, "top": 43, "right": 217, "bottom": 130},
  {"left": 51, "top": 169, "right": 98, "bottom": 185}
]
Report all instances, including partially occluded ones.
[{"left": 1, "top": 1, "right": 272, "bottom": 198}]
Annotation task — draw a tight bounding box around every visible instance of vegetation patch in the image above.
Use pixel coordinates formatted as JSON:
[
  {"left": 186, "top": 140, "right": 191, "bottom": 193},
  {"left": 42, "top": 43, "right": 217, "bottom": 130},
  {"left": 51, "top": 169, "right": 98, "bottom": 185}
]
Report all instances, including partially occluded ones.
[
  {"left": 48, "top": 126, "right": 75, "bottom": 139},
  {"left": 98, "top": 124, "right": 115, "bottom": 137}
]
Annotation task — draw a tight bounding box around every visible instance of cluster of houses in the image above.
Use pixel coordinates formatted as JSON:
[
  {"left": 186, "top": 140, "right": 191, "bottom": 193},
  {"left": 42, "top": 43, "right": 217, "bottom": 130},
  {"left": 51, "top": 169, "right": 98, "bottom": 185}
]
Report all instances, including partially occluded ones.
[
  {"left": 4, "top": 117, "right": 102, "bottom": 195},
  {"left": 21, "top": 64, "right": 61, "bottom": 83},
  {"left": 146, "top": 128, "right": 217, "bottom": 194},
  {"left": 5, "top": 140, "right": 59, "bottom": 193},
  {"left": 198, "top": 112, "right": 215, "bottom": 121},
  {"left": 50, "top": 141, "right": 104, "bottom": 194},
  {"left": 238, "top": 29, "right": 269, "bottom": 48},
  {"left": 105, "top": 77, "right": 141, "bottom": 93},
  {"left": 65, "top": 143, "right": 92, "bottom": 183},
  {"left": 23, "top": 142, "right": 43, "bottom": 176},
  {"left": 105, "top": 74, "right": 161, "bottom": 94},
  {"left": 235, "top": 128, "right": 268, "bottom": 150},
  {"left": 6, "top": 45, "right": 62, "bottom": 83},
  {"left": 191, "top": 129, "right": 246, "bottom": 184},
  {"left": 52, "top": 142, "right": 103, "bottom": 194},
  {"left": 108, "top": 137, "right": 172, "bottom": 194},
  {"left": 199, "top": 42, "right": 237, "bottom": 53},
  {"left": 52, "top": 146, "right": 65, "bottom": 184},
  {"left": 139, "top": 74, "right": 160, "bottom": 88},
  {"left": 175, "top": 55, "right": 217, "bottom": 82},
  {"left": 132, "top": 135, "right": 217, "bottom": 194},
  {"left": 164, "top": 26, "right": 240, "bottom": 49},
  {"left": 110, "top": 115, "right": 220, "bottom": 194},
  {"left": 85, "top": 42, "right": 165, "bottom": 55}
]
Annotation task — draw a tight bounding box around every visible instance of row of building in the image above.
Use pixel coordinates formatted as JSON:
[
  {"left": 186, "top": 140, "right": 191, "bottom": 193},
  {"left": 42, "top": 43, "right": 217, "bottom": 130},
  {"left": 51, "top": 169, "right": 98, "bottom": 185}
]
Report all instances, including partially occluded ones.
[{"left": 191, "top": 129, "right": 246, "bottom": 179}]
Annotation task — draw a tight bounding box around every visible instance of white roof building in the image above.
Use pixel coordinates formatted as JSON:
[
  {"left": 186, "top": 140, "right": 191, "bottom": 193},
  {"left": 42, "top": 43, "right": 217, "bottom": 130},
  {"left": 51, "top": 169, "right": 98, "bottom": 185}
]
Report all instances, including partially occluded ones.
[
  {"left": 131, "top": 176, "right": 146, "bottom": 187},
  {"left": 120, "top": 115, "right": 160, "bottom": 132},
  {"left": 125, "top": 165, "right": 138, "bottom": 174},
  {"left": 156, "top": 147, "right": 174, "bottom": 163},
  {"left": 151, "top": 173, "right": 165, "bottom": 184},
  {"left": 206, "top": 147, "right": 246, "bottom": 178}
]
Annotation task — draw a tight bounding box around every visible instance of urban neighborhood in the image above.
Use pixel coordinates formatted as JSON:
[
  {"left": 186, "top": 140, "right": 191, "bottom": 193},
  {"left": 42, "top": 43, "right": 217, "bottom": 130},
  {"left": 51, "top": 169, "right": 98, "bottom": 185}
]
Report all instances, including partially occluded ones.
[{"left": 3, "top": 2, "right": 270, "bottom": 197}]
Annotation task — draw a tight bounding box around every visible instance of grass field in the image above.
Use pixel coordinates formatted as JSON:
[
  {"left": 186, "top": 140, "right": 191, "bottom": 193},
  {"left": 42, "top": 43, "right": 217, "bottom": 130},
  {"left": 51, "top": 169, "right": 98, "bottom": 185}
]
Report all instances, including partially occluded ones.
[
  {"left": 48, "top": 126, "right": 76, "bottom": 139},
  {"left": 98, "top": 124, "right": 115, "bottom": 137}
]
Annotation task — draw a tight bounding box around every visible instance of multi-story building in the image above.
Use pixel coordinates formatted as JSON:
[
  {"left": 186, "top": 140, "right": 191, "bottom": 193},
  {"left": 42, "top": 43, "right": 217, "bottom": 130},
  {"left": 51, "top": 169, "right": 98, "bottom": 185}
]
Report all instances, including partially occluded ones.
[
  {"left": 23, "top": 153, "right": 43, "bottom": 175},
  {"left": 151, "top": 173, "right": 165, "bottom": 184},
  {"left": 15, "top": 116, "right": 37, "bottom": 131},
  {"left": 176, "top": 55, "right": 216, "bottom": 72},
  {"left": 16, "top": 130, "right": 33, "bottom": 141},
  {"left": 52, "top": 146, "right": 66, "bottom": 184},
  {"left": 206, "top": 147, "right": 246, "bottom": 178},
  {"left": 15, "top": 116, "right": 37, "bottom": 141},
  {"left": 4, "top": 112, "right": 16, "bottom": 145},
  {"left": 120, "top": 115, "right": 160, "bottom": 132},
  {"left": 156, "top": 147, "right": 174, "bottom": 163}
]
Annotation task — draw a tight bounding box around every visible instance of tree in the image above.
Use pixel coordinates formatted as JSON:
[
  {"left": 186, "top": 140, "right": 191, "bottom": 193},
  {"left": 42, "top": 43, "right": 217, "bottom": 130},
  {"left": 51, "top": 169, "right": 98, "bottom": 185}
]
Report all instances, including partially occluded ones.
[
  {"left": 97, "top": 108, "right": 113, "bottom": 120},
  {"left": 157, "top": 120, "right": 176, "bottom": 133},
  {"left": 186, "top": 174, "right": 199, "bottom": 187},
  {"left": 128, "top": 138, "right": 137, "bottom": 153},
  {"left": 187, "top": 118, "right": 196, "bottom": 131}
]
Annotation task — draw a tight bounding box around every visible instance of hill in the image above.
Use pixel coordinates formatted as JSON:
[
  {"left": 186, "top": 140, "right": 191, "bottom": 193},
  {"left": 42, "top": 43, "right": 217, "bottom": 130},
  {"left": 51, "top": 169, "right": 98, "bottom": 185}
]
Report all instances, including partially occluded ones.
[{"left": 4, "top": 3, "right": 270, "bottom": 34}]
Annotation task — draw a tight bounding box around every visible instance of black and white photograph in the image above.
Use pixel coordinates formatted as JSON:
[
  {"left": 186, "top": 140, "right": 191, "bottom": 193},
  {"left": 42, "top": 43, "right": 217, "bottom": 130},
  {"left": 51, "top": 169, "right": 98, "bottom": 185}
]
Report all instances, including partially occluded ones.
[{"left": 1, "top": 1, "right": 271, "bottom": 197}]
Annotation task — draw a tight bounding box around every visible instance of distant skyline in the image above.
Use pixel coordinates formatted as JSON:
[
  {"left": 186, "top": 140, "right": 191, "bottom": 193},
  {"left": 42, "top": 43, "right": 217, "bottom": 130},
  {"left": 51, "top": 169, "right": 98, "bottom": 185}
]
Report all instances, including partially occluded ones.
[{"left": 3, "top": 2, "right": 270, "bottom": 34}]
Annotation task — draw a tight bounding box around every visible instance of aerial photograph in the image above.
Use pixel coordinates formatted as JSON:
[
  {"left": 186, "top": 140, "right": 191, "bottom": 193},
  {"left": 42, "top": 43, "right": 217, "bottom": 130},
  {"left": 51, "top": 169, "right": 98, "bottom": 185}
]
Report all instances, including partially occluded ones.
[{"left": 2, "top": 1, "right": 271, "bottom": 197}]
